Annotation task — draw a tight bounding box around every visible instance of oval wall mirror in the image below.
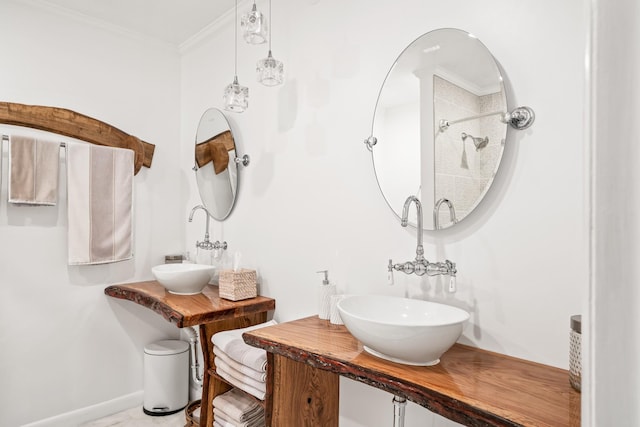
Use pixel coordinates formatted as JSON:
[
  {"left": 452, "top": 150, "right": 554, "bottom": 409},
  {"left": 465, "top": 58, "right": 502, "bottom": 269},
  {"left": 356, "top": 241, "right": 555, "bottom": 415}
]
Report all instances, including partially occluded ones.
[
  {"left": 368, "top": 28, "right": 510, "bottom": 230},
  {"left": 194, "top": 108, "right": 239, "bottom": 221}
]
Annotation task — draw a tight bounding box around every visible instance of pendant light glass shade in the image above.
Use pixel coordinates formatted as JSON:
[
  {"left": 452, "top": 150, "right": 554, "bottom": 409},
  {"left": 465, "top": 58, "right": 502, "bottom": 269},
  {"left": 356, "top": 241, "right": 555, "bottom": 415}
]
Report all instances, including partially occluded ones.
[
  {"left": 257, "top": 50, "right": 283, "bottom": 86},
  {"left": 223, "top": 76, "right": 249, "bottom": 112},
  {"left": 257, "top": 0, "right": 283, "bottom": 86},
  {"left": 241, "top": 2, "right": 268, "bottom": 45},
  {"left": 224, "top": 0, "right": 248, "bottom": 113}
]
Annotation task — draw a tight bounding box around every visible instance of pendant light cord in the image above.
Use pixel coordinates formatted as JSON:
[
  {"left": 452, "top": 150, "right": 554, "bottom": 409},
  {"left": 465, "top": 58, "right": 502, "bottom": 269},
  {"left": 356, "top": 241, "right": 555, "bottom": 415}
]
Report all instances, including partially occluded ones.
[
  {"left": 234, "top": 0, "right": 238, "bottom": 76},
  {"left": 268, "top": 0, "right": 272, "bottom": 51}
]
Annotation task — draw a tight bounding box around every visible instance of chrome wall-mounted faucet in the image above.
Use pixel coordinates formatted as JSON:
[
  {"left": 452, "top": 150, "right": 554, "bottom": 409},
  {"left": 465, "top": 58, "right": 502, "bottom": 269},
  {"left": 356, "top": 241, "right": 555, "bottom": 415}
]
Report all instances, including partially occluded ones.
[
  {"left": 433, "top": 198, "right": 457, "bottom": 230},
  {"left": 388, "top": 196, "right": 457, "bottom": 291},
  {"left": 188, "top": 205, "right": 227, "bottom": 251}
]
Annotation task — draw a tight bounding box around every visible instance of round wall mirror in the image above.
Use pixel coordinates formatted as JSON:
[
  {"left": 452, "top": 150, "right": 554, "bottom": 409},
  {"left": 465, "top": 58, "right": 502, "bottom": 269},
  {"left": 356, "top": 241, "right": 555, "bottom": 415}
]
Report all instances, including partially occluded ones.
[
  {"left": 194, "top": 108, "right": 239, "bottom": 220},
  {"left": 369, "top": 28, "right": 508, "bottom": 230}
]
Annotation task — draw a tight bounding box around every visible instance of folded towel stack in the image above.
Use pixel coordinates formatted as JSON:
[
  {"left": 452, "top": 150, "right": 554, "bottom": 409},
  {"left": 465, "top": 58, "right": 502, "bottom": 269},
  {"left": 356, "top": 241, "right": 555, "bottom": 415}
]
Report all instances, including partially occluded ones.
[
  {"left": 211, "top": 320, "right": 276, "bottom": 401},
  {"left": 212, "top": 388, "right": 265, "bottom": 427}
]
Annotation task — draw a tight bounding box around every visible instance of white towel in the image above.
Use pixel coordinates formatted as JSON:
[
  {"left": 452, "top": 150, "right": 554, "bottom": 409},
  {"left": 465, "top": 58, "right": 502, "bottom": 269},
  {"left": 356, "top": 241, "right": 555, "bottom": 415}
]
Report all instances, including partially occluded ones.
[
  {"left": 214, "top": 346, "right": 267, "bottom": 383},
  {"left": 216, "top": 357, "right": 266, "bottom": 393},
  {"left": 66, "top": 142, "right": 134, "bottom": 265},
  {"left": 211, "top": 320, "right": 276, "bottom": 372},
  {"left": 8, "top": 136, "right": 59, "bottom": 205},
  {"left": 212, "top": 388, "right": 263, "bottom": 422},
  {"left": 216, "top": 366, "right": 266, "bottom": 400},
  {"left": 213, "top": 421, "right": 225, "bottom": 427},
  {"left": 214, "top": 407, "right": 265, "bottom": 427}
]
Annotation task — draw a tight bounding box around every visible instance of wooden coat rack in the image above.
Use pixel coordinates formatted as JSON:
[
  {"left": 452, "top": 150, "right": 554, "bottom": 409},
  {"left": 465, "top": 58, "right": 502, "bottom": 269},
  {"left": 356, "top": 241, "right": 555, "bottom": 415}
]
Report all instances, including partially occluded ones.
[{"left": 0, "top": 102, "right": 155, "bottom": 175}]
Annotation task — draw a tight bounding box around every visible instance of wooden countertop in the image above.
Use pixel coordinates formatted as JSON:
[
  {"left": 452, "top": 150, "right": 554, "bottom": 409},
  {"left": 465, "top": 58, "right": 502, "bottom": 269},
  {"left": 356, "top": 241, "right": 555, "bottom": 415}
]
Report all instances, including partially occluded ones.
[
  {"left": 243, "top": 316, "right": 580, "bottom": 427},
  {"left": 105, "top": 281, "right": 275, "bottom": 328}
]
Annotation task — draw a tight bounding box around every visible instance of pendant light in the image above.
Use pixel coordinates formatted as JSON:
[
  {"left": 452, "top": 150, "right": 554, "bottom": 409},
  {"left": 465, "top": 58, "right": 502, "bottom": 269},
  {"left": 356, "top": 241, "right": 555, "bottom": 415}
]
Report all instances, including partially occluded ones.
[
  {"left": 223, "top": 0, "right": 248, "bottom": 113},
  {"left": 256, "top": 0, "right": 283, "bottom": 86},
  {"left": 241, "top": 0, "right": 267, "bottom": 45}
]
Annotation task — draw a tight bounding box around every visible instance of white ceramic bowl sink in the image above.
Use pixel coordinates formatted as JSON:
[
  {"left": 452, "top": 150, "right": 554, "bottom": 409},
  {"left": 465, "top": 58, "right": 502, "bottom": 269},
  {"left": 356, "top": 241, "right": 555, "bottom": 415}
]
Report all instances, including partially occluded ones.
[
  {"left": 151, "top": 264, "right": 215, "bottom": 295},
  {"left": 337, "top": 295, "right": 469, "bottom": 366}
]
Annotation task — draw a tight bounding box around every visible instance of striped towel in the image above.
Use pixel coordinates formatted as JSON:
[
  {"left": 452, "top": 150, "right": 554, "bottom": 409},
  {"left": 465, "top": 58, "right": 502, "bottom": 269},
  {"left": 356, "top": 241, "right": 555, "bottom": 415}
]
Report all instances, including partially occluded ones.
[
  {"left": 8, "top": 136, "right": 60, "bottom": 205},
  {"left": 214, "top": 407, "right": 265, "bottom": 427},
  {"left": 66, "top": 142, "right": 134, "bottom": 265},
  {"left": 216, "top": 366, "right": 266, "bottom": 401},
  {"left": 212, "top": 388, "right": 263, "bottom": 423}
]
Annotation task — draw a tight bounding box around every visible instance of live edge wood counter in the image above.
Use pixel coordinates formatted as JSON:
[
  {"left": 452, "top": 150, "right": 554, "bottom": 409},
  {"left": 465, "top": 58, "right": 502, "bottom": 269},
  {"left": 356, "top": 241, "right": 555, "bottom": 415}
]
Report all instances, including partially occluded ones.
[
  {"left": 104, "top": 281, "right": 275, "bottom": 427},
  {"left": 243, "top": 316, "right": 580, "bottom": 427}
]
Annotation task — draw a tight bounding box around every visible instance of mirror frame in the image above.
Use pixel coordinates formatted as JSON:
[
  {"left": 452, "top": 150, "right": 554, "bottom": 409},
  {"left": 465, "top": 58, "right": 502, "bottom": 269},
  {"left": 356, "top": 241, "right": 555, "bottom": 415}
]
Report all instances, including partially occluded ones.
[
  {"left": 368, "top": 28, "right": 511, "bottom": 231},
  {"left": 194, "top": 108, "right": 239, "bottom": 221}
]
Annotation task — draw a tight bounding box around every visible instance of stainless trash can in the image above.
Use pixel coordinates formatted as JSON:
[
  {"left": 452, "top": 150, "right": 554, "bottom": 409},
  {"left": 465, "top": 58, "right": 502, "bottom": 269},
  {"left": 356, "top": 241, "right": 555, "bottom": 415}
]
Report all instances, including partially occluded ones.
[{"left": 143, "top": 340, "right": 189, "bottom": 416}]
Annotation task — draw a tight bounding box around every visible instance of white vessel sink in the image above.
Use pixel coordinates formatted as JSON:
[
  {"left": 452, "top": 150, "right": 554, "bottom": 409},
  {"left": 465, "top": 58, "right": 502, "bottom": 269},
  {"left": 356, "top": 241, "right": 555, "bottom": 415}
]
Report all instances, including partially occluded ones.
[
  {"left": 151, "top": 263, "right": 215, "bottom": 295},
  {"left": 337, "top": 295, "right": 469, "bottom": 366}
]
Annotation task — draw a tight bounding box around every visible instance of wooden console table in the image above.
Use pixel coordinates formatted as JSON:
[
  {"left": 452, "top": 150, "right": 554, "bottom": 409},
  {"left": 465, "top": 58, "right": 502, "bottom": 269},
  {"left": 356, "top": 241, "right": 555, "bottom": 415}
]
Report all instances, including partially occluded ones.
[
  {"left": 105, "top": 281, "right": 275, "bottom": 427},
  {"left": 243, "top": 316, "right": 580, "bottom": 427}
]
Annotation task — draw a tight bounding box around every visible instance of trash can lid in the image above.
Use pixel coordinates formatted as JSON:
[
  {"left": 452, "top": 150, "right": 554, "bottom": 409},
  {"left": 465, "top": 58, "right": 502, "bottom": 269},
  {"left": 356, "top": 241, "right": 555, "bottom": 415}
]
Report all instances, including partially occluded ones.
[{"left": 144, "top": 340, "right": 189, "bottom": 355}]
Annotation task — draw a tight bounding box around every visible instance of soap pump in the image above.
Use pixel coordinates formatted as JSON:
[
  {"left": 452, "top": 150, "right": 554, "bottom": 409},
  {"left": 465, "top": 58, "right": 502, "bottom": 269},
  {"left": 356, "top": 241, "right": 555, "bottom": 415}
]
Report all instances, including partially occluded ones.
[{"left": 316, "top": 270, "right": 336, "bottom": 320}]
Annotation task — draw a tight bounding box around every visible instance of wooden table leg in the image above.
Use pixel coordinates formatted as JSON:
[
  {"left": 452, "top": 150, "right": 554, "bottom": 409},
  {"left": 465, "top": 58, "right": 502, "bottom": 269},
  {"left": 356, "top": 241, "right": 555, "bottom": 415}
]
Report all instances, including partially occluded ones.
[{"left": 270, "top": 354, "right": 339, "bottom": 427}]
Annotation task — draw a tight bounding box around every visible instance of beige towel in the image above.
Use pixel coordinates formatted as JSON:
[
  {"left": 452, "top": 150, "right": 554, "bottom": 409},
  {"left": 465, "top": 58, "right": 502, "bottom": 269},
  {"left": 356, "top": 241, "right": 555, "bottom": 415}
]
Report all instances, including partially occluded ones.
[
  {"left": 212, "top": 388, "right": 264, "bottom": 422},
  {"left": 8, "top": 136, "right": 60, "bottom": 205},
  {"left": 215, "top": 357, "right": 266, "bottom": 393},
  {"left": 214, "top": 407, "right": 265, "bottom": 427},
  {"left": 214, "top": 346, "right": 267, "bottom": 383},
  {"left": 67, "top": 142, "right": 134, "bottom": 265},
  {"left": 211, "top": 321, "right": 276, "bottom": 372},
  {"left": 216, "top": 366, "right": 266, "bottom": 401}
]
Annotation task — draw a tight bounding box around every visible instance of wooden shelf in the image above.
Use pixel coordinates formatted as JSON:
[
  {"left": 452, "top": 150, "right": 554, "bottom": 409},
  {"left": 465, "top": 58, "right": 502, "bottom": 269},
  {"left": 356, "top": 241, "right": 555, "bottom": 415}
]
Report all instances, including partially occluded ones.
[
  {"left": 0, "top": 101, "right": 155, "bottom": 174},
  {"left": 209, "top": 369, "right": 266, "bottom": 408},
  {"left": 243, "top": 316, "right": 580, "bottom": 427},
  {"left": 105, "top": 280, "right": 275, "bottom": 427},
  {"left": 104, "top": 281, "right": 275, "bottom": 327}
]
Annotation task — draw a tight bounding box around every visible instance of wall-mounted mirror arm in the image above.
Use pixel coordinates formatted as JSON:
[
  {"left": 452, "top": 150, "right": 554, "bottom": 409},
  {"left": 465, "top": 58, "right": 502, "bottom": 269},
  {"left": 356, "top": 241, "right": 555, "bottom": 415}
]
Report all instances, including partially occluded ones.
[
  {"left": 234, "top": 154, "right": 250, "bottom": 166},
  {"left": 439, "top": 106, "right": 536, "bottom": 133},
  {"left": 364, "top": 136, "right": 378, "bottom": 151}
]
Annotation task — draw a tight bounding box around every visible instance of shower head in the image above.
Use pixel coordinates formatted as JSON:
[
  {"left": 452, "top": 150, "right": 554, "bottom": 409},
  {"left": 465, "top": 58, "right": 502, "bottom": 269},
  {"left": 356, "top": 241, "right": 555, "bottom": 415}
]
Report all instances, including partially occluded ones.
[{"left": 461, "top": 132, "right": 489, "bottom": 151}]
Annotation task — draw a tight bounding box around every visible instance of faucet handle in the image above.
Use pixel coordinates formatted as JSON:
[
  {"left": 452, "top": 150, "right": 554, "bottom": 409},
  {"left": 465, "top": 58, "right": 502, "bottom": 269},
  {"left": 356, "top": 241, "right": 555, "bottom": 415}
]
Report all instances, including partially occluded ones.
[
  {"left": 448, "top": 275, "right": 457, "bottom": 293},
  {"left": 387, "top": 260, "right": 395, "bottom": 286},
  {"left": 445, "top": 260, "right": 457, "bottom": 275}
]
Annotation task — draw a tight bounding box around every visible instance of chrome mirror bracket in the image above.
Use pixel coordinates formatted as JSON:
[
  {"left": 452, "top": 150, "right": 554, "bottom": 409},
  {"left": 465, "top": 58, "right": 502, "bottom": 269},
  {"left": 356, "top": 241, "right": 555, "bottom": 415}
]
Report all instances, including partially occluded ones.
[
  {"left": 364, "top": 136, "right": 377, "bottom": 151},
  {"left": 503, "top": 106, "right": 535, "bottom": 130},
  {"left": 234, "top": 154, "right": 250, "bottom": 167}
]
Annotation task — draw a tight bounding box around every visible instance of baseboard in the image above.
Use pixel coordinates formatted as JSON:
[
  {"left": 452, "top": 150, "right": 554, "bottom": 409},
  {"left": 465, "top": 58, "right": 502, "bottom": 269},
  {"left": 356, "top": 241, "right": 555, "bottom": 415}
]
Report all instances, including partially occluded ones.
[{"left": 21, "top": 391, "right": 143, "bottom": 427}]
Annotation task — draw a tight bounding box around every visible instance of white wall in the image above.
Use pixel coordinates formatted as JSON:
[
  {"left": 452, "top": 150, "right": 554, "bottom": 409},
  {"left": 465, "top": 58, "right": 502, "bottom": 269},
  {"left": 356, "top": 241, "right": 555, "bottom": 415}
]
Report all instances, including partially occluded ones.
[
  {"left": 0, "top": 2, "right": 184, "bottom": 426},
  {"left": 181, "top": 0, "right": 587, "bottom": 426},
  {"left": 591, "top": 0, "right": 640, "bottom": 425}
]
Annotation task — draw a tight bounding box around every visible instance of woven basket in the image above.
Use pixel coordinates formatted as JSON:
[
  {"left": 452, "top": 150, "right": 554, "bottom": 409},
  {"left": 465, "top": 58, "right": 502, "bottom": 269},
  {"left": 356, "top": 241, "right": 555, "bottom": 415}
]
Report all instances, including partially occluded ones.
[
  {"left": 184, "top": 399, "right": 201, "bottom": 427},
  {"left": 219, "top": 269, "right": 257, "bottom": 301}
]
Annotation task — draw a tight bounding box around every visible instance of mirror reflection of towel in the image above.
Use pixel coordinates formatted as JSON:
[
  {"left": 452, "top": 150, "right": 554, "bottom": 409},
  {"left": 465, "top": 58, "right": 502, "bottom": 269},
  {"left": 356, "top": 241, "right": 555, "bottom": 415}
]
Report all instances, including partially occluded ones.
[
  {"left": 8, "top": 136, "right": 60, "bottom": 205},
  {"left": 195, "top": 130, "right": 234, "bottom": 174}
]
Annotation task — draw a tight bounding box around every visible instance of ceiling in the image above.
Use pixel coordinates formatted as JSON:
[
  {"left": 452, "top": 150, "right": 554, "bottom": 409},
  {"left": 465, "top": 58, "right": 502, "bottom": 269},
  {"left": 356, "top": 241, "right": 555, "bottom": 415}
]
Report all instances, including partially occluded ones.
[{"left": 28, "top": 0, "right": 236, "bottom": 45}]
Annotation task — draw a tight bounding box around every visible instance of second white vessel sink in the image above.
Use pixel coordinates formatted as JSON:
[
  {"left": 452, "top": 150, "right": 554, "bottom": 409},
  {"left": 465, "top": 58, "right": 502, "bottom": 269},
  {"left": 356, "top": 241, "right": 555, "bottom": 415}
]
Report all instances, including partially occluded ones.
[
  {"left": 337, "top": 294, "right": 469, "bottom": 366},
  {"left": 152, "top": 263, "right": 215, "bottom": 295}
]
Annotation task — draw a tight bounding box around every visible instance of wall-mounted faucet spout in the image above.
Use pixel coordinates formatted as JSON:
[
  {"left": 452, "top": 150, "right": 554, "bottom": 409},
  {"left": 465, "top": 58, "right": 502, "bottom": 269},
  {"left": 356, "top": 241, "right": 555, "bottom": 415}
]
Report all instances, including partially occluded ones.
[
  {"left": 401, "top": 196, "right": 424, "bottom": 262},
  {"left": 389, "top": 196, "right": 457, "bottom": 288},
  {"left": 189, "top": 205, "right": 227, "bottom": 251},
  {"left": 433, "top": 198, "right": 457, "bottom": 230}
]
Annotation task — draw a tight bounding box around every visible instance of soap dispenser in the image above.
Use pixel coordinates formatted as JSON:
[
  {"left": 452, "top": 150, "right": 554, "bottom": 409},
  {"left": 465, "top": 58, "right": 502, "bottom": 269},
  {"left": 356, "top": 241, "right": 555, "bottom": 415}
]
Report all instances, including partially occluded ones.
[{"left": 316, "top": 270, "right": 336, "bottom": 320}]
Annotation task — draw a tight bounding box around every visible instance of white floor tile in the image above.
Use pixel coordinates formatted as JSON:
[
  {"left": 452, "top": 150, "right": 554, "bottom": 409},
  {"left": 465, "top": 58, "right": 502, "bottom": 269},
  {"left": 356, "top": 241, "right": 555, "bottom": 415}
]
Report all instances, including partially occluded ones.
[{"left": 81, "top": 406, "right": 185, "bottom": 426}]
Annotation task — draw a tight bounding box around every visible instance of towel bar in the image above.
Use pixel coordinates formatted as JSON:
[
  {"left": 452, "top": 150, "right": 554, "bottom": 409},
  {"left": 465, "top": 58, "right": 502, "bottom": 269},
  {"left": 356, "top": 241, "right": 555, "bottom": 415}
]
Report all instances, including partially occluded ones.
[{"left": 1, "top": 134, "right": 65, "bottom": 148}]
